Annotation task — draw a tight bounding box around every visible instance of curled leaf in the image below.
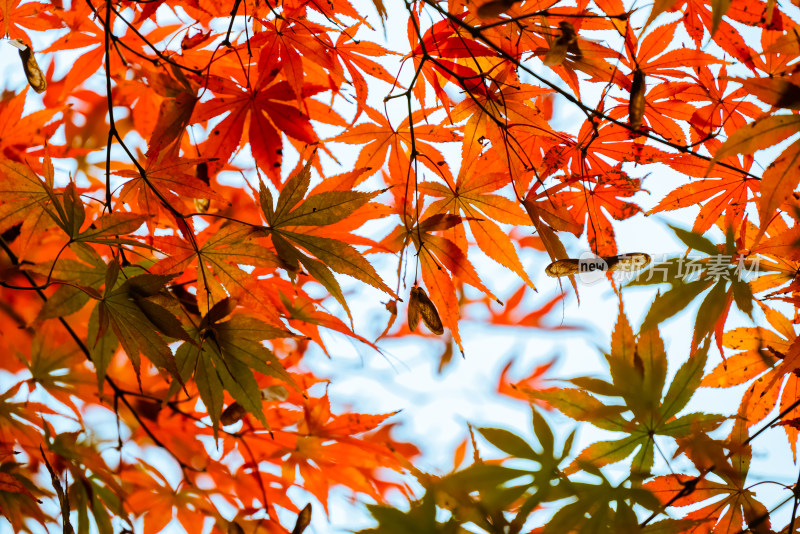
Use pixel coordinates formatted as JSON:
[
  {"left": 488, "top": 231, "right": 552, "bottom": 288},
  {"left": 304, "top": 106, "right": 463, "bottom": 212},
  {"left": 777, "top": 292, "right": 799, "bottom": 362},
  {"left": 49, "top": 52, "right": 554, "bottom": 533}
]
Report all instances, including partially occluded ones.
[
  {"left": 408, "top": 286, "right": 444, "bottom": 335},
  {"left": 9, "top": 39, "right": 47, "bottom": 94},
  {"left": 220, "top": 402, "right": 247, "bottom": 426},
  {"left": 261, "top": 385, "right": 289, "bottom": 401},
  {"left": 292, "top": 504, "right": 312, "bottom": 534},
  {"left": 181, "top": 29, "right": 211, "bottom": 51},
  {"left": 629, "top": 69, "right": 646, "bottom": 130},
  {"left": 196, "top": 162, "right": 209, "bottom": 185}
]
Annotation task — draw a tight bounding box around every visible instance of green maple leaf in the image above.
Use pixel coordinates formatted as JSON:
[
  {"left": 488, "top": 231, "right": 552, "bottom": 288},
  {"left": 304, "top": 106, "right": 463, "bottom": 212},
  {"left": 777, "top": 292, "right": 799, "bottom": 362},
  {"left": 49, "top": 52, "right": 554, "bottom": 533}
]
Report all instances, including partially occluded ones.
[
  {"left": 632, "top": 225, "right": 759, "bottom": 350},
  {"left": 0, "top": 159, "right": 56, "bottom": 239},
  {"left": 73, "top": 212, "right": 148, "bottom": 248},
  {"left": 259, "top": 157, "right": 395, "bottom": 323},
  {"left": 95, "top": 270, "right": 185, "bottom": 385},
  {"left": 544, "top": 471, "right": 662, "bottom": 534},
  {"left": 359, "top": 492, "right": 456, "bottom": 534},
  {"left": 171, "top": 298, "right": 299, "bottom": 437},
  {"left": 535, "top": 307, "right": 724, "bottom": 478},
  {"left": 363, "top": 409, "right": 573, "bottom": 534},
  {"left": 23, "top": 243, "right": 107, "bottom": 320}
]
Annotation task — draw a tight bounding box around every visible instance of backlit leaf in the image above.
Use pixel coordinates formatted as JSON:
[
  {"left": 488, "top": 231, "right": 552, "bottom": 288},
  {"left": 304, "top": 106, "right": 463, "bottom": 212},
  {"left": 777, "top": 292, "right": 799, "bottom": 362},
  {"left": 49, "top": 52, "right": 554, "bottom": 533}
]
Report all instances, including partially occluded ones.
[{"left": 714, "top": 114, "right": 800, "bottom": 160}]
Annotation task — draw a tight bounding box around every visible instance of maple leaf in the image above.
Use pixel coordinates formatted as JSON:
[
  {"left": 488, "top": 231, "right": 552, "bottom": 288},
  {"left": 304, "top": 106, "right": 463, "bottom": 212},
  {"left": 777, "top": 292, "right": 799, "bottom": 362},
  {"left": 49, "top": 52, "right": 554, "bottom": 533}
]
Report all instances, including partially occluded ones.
[
  {"left": 624, "top": 20, "right": 723, "bottom": 81},
  {"left": 405, "top": 15, "right": 496, "bottom": 109},
  {"left": 126, "top": 460, "right": 216, "bottom": 534},
  {"left": 701, "top": 302, "right": 800, "bottom": 456},
  {"left": 0, "top": 1, "right": 61, "bottom": 41},
  {"left": 649, "top": 154, "right": 758, "bottom": 233},
  {"left": 419, "top": 161, "right": 536, "bottom": 289},
  {"left": 332, "top": 24, "right": 399, "bottom": 123},
  {"left": 541, "top": 475, "right": 662, "bottom": 533},
  {"left": 18, "top": 331, "right": 94, "bottom": 423},
  {"left": 450, "top": 78, "right": 555, "bottom": 191},
  {"left": 711, "top": 115, "right": 800, "bottom": 232},
  {"left": 541, "top": 121, "right": 668, "bottom": 182},
  {"left": 534, "top": 305, "right": 723, "bottom": 478},
  {"left": 0, "top": 387, "right": 61, "bottom": 470},
  {"left": 152, "top": 222, "right": 283, "bottom": 320},
  {"left": 552, "top": 168, "right": 643, "bottom": 256},
  {"left": 632, "top": 225, "right": 760, "bottom": 352},
  {"left": 190, "top": 63, "right": 320, "bottom": 180},
  {"left": 242, "top": 394, "right": 412, "bottom": 508},
  {"left": 482, "top": 290, "right": 581, "bottom": 330},
  {"left": 247, "top": 18, "right": 338, "bottom": 105},
  {"left": 359, "top": 406, "right": 574, "bottom": 533},
  {"left": 23, "top": 244, "right": 107, "bottom": 321},
  {"left": 0, "top": 462, "right": 50, "bottom": 532},
  {"left": 658, "top": 0, "right": 759, "bottom": 70},
  {"left": 645, "top": 421, "right": 771, "bottom": 533},
  {"left": 258, "top": 157, "right": 395, "bottom": 322},
  {"left": 334, "top": 105, "right": 459, "bottom": 184},
  {"left": 43, "top": 2, "right": 180, "bottom": 101},
  {"left": 0, "top": 90, "right": 61, "bottom": 162},
  {"left": 95, "top": 270, "right": 186, "bottom": 386},
  {"left": 747, "top": 212, "right": 800, "bottom": 300},
  {"left": 117, "top": 153, "right": 225, "bottom": 225},
  {"left": 682, "top": 66, "right": 763, "bottom": 146},
  {"left": 0, "top": 159, "right": 57, "bottom": 255},
  {"left": 496, "top": 355, "right": 557, "bottom": 405},
  {"left": 170, "top": 298, "right": 298, "bottom": 437}
]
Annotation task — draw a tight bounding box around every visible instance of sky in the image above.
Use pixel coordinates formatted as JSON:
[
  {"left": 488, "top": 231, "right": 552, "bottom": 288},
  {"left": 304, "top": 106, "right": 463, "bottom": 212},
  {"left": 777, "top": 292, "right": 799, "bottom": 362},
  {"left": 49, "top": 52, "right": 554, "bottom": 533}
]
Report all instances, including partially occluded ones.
[{"left": 0, "top": 0, "right": 799, "bottom": 533}]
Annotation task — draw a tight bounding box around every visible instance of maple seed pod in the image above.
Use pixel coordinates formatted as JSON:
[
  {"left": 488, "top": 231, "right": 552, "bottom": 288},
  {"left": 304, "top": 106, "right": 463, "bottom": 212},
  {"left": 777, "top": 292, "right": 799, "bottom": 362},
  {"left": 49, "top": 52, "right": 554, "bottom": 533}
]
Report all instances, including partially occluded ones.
[
  {"left": 475, "top": 0, "right": 515, "bottom": 19},
  {"left": 545, "top": 253, "right": 651, "bottom": 277},
  {"left": 194, "top": 197, "right": 211, "bottom": 213},
  {"left": 408, "top": 287, "right": 421, "bottom": 332},
  {"left": 9, "top": 39, "right": 47, "bottom": 94},
  {"left": 629, "top": 69, "right": 646, "bottom": 130},
  {"left": 545, "top": 258, "right": 580, "bottom": 277},
  {"left": 196, "top": 162, "right": 210, "bottom": 185},
  {"left": 220, "top": 402, "right": 246, "bottom": 426},
  {"left": 408, "top": 286, "right": 444, "bottom": 335},
  {"left": 543, "top": 22, "right": 580, "bottom": 67}
]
